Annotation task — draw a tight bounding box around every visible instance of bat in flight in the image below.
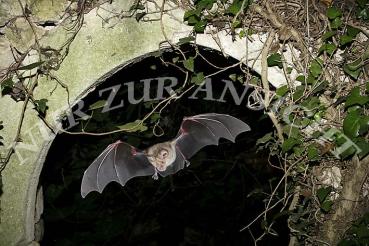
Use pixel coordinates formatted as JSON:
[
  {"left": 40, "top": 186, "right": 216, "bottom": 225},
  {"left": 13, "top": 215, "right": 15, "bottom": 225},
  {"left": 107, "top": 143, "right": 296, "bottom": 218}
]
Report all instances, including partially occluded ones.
[{"left": 81, "top": 113, "right": 250, "bottom": 198}]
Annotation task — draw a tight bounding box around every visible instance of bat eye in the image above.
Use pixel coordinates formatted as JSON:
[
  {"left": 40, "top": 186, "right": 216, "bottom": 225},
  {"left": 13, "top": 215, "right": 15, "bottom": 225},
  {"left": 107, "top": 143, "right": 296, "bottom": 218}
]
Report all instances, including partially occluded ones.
[{"left": 159, "top": 149, "right": 168, "bottom": 158}]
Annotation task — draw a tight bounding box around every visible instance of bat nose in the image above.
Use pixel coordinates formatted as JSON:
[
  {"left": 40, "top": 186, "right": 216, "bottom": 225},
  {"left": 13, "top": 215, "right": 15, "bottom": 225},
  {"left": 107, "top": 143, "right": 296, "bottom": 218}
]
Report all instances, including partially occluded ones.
[{"left": 157, "top": 165, "right": 166, "bottom": 171}]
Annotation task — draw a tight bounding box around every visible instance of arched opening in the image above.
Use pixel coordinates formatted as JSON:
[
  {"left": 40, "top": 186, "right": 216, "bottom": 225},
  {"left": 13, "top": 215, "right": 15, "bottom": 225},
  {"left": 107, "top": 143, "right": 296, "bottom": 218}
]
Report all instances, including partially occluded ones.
[{"left": 40, "top": 45, "right": 286, "bottom": 245}]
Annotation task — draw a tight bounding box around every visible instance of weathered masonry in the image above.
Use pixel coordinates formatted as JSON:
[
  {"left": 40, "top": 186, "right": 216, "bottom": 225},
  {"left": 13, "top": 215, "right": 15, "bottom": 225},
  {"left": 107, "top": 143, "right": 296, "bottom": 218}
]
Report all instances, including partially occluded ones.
[{"left": 0, "top": 1, "right": 292, "bottom": 245}]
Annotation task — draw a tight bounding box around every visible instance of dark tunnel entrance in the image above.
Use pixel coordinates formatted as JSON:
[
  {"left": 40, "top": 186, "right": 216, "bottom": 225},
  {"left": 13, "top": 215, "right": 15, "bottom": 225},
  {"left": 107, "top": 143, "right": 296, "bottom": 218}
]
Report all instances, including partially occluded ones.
[{"left": 40, "top": 45, "right": 288, "bottom": 245}]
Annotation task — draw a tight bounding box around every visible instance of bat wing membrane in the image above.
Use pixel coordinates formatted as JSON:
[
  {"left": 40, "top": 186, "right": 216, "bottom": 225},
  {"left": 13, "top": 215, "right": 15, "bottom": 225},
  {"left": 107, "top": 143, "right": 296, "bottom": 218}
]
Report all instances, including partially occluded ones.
[
  {"left": 81, "top": 141, "right": 155, "bottom": 198},
  {"left": 174, "top": 113, "right": 251, "bottom": 160}
]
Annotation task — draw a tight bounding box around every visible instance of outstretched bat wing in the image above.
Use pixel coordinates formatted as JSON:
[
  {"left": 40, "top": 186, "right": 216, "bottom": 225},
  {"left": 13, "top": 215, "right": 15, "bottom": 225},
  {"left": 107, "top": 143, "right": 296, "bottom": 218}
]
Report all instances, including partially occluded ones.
[
  {"left": 81, "top": 140, "right": 155, "bottom": 198},
  {"left": 159, "top": 113, "right": 251, "bottom": 176}
]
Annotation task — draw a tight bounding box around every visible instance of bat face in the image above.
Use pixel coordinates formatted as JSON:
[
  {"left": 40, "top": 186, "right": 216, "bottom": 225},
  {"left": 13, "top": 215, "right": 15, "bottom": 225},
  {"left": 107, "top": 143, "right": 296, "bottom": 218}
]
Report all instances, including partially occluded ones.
[
  {"left": 81, "top": 113, "right": 251, "bottom": 198},
  {"left": 144, "top": 141, "right": 177, "bottom": 171}
]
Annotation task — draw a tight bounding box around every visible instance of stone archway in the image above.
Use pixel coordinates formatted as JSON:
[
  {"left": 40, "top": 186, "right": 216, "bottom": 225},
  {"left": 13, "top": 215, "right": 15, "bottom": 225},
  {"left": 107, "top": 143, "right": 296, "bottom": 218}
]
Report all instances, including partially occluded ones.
[{"left": 0, "top": 1, "right": 292, "bottom": 245}]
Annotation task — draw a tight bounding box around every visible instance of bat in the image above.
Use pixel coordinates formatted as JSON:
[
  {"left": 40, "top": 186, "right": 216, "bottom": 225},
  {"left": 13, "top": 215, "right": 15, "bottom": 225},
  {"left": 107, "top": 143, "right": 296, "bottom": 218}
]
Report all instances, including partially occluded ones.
[{"left": 81, "top": 113, "right": 251, "bottom": 198}]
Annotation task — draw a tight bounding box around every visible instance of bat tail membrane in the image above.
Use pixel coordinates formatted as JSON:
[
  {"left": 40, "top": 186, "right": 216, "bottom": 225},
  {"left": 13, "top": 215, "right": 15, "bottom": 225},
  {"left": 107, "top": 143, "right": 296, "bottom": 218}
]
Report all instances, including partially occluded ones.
[
  {"left": 81, "top": 141, "right": 155, "bottom": 198},
  {"left": 174, "top": 113, "right": 251, "bottom": 160}
]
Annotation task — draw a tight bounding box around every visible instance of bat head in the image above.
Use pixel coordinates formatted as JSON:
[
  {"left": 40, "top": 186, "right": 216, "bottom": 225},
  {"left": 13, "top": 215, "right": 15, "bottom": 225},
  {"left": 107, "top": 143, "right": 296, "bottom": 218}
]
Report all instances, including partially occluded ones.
[{"left": 145, "top": 141, "right": 177, "bottom": 171}]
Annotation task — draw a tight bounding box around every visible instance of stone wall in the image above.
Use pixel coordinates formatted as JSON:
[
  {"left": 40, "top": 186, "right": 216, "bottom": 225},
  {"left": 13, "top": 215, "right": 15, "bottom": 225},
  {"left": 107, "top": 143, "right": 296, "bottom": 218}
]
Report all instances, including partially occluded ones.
[{"left": 0, "top": 1, "right": 291, "bottom": 245}]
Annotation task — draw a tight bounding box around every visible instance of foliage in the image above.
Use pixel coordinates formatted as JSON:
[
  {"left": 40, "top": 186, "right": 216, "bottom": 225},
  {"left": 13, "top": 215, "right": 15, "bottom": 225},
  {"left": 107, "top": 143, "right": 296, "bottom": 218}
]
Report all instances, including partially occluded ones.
[
  {"left": 0, "top": 0, "right": 368, "bottom": 244},
  {"left": 356, "top": 0, "right": 369, "bottom": 20},
  {"left": 339, "top": 212, "right": 369, "bottom": 245},
  {"left": 180, "top": 0, "right": 369, "bottom": 243},
  {"left": 183, "top": 0, "right": 252, "bottom": 33}
]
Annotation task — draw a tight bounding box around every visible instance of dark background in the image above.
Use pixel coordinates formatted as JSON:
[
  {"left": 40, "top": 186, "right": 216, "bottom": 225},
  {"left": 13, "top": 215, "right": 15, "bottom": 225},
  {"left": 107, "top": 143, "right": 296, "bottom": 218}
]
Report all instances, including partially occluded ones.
[{"left": 40, "top": 46, "right": 288, "bottom": 245}]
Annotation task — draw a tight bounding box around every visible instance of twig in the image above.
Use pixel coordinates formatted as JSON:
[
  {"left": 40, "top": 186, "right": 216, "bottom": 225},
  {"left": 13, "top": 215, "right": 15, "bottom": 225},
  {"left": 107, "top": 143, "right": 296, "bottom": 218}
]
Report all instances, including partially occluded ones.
[
  {"left": 0, "top": 77, "right": 38, "bottom": 173},
  {"left": 260, "top": 29, "right": 275, "bottom": 108}
]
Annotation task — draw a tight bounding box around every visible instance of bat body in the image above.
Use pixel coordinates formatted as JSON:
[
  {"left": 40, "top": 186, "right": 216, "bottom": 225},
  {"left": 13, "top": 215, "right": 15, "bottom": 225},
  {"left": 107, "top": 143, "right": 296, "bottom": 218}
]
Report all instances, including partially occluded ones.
[{"left": 81, "top": 113, "right": 250, "bottom": 198}]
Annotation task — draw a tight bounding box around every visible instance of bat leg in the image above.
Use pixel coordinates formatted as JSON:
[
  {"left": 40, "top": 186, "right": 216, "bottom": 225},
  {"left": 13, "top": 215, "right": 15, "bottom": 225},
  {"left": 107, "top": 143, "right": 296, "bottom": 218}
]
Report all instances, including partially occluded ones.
[{"left": 152, "top": 170, "right": 159, "bottom": 180}]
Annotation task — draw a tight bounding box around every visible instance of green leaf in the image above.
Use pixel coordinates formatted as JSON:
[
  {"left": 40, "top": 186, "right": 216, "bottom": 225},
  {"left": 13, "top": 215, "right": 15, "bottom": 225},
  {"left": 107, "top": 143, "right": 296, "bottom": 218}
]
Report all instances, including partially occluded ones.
[
  {"left": 343, "top": 109, "right": 361, "bottom": 138},
  {"left": 172, "top": 57, "right": 180, "bottom": 63},
  {"left": 338, "top": 239, "right": 354, "bottom": 246},
  {"left": 317, "top": 186, "right": 332, "bottom": 203},
  {"left": 116, "top": 120, "right": 148, "bottom": 132},
  {"left": 318, "top": 43, "right": 336, "bottom": 56},
  {"left": 195, "top": 0, "right": 216, "bottom": 10},
  {"left": 345, "top": 87, "right": 369, "bottom": 108},
  {"left": 321, "top": 200, "right": 334, "bottom": 212},
  {"left": 89, "top": 100, "right": 107, "bottom": 110},
  {"left": 322, "top": 31, "right": 336, "bottom": 41},
  {"left": 191, "top": 72, "right": 205, "bottom": 85},
  {"left": 229, "top": 74, "right": 237, "bottom": 82},
  {"left": 34, "top": 99, "right": 48, "bottom": 114},
  {"left": 331, "top": 17, "right": 343, "bottom": 29},
  {"left": 226, "top": 0, "right": 244, "bottom": 16},
  {"left": 356, "top": 224, "right": 369, "bottom": 238},
  {"left": 312, "top": 131, "right": 322, "bottom": 138},
  {"left": 178, "top": 36, "right": 195, "bottom": 45},
  {"left": 344, "top": 66, "right": 361, "bottom": 79},
  {"left": 327, "top": 7, "right": 342, "bottom": 19},
  {"left": 293, "top": 85, "right": 305, "bottom": 100},
  {"left": 307, "top": 145, "right": 319, "bottom": 161},
  {"left": 184, "top": 9, "right": 201, "bottom": 21},
  {"left": 283, "top": 125, "right": 301, "bottom": 138},
  {"left": 312, "top": 80, "right": 329, "bottom": 95},
  {"left": 282, "top": 137, "right": 302, "bottom": 153},
  {"left": 358, "top": 6, "right": 369, "bottom": 20},
  {"left": 355, "top": 137, "right": 369, "bottom": 159},
  {"left": 296, "top": 75, "right": 305, "bottom": 83},
  {"left": 267, "top": 53, "right": 282, "bottom": 68},
  {"left": 185, "top": 15, "right": 200, "bottom": 25},
  {"left": 17, "top": 61, "right": 44, "bottom": 70},
  {"left": 1, "top": 78, "right": 13, "bottom": 87},
  {"left": 149, "top": 112, "right": 161, "bottom": 123},
  {"left": 276, "top": 85, "right": 289, "bottom": 97},
  {"left": 340, "top": 35, "right": 354, "bottom": 46},
  {"left": 301, "top": 96, "right": 320, "bottom": 111},
  {"left": 1, "top": 78, "right": 14, "bottom": 94},
  {"left": 135, "top": 12, "right": 146, "bottom": 22},
  {"left": 238, "top": 30, "right": 246, "bottom": 38},
  {"left": 306, "top": 74, "right": 317, "bottom": 85},
  {"left": 183, "top": 57, "right": 195, "bottom": 72},
  {"left": 232, "top": 20, "right": 242, "bottom": 28},
  {"left": 357, "top": 0, "right": 367, "bottom": 9},
  {"left": 152, "top": 50, "right": 162, "bottom": 57},
  {"left": 194, "top": 19, "right": 207, "bottom": 33},
  {"left": 359, "top": 115, "right": 369, "bottom": 135},
  {"left": 310, "top": 60, "right": 323, "bottom": 78},
  {"left": 129, "top": 3, "right": 145, "bottom": 11},
  {"left": 249, "top": 76, "right": 259, "bottom": 85},
  {"left": 347, "top": 25, "right": 361, "bottom": 37},
  {"left": 293, "top": 146, "right": 304, "bottom": 157},
  {"left": 347, "top": 59, "right": 363, "bottom": 70},
  {"left": 344, "top": 60, "right": 362, "bottom": 79},
  {"left": 256, "top": 132, "right": 273, "bottom": 145}
]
